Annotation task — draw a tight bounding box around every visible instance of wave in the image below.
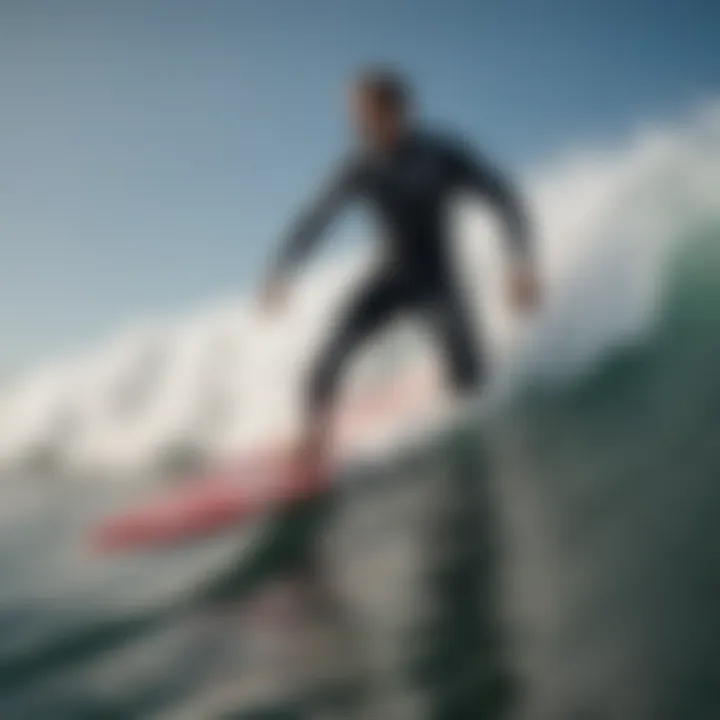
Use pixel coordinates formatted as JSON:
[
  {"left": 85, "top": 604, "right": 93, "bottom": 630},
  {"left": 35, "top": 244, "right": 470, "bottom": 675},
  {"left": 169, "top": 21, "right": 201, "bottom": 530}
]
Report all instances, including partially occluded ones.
[{"left": 1, "top": 100, "right": 719, "bottom": 478}]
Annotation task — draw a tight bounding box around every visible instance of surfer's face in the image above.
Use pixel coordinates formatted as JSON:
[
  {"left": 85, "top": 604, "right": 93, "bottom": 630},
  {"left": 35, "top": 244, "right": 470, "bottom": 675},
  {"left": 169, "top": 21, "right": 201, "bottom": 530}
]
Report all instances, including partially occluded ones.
[{"left": 349, "top": 85, "right": 407, "bottom": 153}]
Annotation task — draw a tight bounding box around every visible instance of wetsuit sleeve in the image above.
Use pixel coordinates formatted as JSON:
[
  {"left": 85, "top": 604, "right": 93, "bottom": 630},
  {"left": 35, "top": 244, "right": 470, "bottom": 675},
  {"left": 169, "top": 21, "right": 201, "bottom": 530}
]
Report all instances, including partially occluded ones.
[
  {"left": 446, "top": 140, "right": 531, "bottom": 263},
  {"left": 270, "top": 159, "right": 360, "bottom": 279}
]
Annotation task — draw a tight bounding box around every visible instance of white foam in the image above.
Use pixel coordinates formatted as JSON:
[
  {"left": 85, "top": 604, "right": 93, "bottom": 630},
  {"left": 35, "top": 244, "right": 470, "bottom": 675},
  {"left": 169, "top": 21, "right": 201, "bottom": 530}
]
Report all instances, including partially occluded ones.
[{"left": 1, "top": 100, "right": 719, "bottom": 477}]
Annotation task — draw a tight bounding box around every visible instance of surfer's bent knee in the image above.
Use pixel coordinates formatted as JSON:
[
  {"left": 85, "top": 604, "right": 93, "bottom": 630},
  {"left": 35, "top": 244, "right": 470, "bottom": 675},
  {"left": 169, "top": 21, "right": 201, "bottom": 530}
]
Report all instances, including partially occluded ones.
[
  {"left": 448, "top": 347, "right": 486, "bottom": 394},
  {"left": 306, "top": 359, "right": 338, "bottom": 420}
]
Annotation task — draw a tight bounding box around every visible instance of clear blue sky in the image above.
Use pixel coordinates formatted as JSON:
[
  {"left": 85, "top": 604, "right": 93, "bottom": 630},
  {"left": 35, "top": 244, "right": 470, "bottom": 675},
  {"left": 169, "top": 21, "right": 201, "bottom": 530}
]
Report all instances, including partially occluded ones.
[{"left": 1, "top": 0, "right": 718, "bottom": 373}]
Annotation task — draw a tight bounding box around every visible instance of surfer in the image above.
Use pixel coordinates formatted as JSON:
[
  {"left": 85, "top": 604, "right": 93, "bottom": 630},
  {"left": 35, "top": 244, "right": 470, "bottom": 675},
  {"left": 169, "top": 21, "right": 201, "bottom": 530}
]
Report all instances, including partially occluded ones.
[
  {"left": 261, "top": 67, "right": 540, "bottom": 464},
  {"left": 254, "top": 68, "right": 541, "bottom": 714}
]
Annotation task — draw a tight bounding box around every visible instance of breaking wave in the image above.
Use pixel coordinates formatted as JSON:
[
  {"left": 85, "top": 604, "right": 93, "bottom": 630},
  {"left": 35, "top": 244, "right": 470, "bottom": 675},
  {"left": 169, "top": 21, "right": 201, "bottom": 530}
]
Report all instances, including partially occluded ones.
[{"left": 1, "top": 100, "right": 719, "bottom": 478}]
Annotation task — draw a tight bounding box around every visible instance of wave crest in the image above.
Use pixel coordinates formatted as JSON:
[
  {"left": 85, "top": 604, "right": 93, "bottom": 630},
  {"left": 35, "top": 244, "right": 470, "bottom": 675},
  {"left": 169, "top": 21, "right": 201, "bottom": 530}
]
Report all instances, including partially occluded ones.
[{"left": 2, "top": 102, "right": 719, "bottom": 478}]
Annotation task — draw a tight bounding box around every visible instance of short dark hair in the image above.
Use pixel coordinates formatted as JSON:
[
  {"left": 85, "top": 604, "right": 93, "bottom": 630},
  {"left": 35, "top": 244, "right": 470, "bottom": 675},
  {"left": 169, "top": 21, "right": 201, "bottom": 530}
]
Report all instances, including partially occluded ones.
[{"left": 353, "top": 67, "right": 411, "bottom": 114}]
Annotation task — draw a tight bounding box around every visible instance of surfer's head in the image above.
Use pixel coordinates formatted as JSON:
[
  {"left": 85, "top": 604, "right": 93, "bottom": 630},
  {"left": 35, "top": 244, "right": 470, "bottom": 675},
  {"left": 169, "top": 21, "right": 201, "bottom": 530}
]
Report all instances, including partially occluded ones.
[{"left": 349, "top": 67, "right": 412, "bottom": 152}]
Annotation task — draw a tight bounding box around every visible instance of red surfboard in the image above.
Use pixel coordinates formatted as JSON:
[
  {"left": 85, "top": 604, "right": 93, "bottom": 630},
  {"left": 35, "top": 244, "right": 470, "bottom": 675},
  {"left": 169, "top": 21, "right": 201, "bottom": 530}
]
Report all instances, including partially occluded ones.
[
  {"left": 92, "top": 451, "right": 332, "bottom": 552},
  {"left": 92, "top": 363, "right": 443, "bottom": 553}
]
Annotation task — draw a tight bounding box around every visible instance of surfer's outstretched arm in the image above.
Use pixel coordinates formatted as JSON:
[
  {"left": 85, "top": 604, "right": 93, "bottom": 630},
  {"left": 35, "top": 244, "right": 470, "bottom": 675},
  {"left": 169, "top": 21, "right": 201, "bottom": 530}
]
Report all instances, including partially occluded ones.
[
  {"left": 447, "top": 141, "right": 531, "bottom": 264},
  {"left": 270, "top": 159, "right": 360, "bottom": 281},
  {"left": 445, "top": 139, "right": 540, "bottom": 310}
]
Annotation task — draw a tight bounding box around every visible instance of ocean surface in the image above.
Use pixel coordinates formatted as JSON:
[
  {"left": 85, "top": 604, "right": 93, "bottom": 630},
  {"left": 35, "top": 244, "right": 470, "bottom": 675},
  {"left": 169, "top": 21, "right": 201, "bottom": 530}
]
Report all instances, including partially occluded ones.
[{"left": 0, "top": 105, "right": 719, "bottom": 718}]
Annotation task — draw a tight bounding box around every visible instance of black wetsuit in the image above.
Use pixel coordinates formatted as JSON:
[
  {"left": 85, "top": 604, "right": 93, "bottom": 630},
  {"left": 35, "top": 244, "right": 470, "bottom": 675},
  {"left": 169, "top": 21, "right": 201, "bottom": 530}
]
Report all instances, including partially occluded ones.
[{"left": 272, "top": 129, "right": 530, "bottom": 412}]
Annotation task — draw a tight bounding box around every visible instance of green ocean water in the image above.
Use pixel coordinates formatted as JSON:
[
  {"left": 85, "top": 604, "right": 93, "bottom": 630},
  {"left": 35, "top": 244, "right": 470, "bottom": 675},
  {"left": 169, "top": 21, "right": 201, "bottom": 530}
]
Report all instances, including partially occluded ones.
[{"left": 0, "top": 229, "right": 719, "bottom": 719}]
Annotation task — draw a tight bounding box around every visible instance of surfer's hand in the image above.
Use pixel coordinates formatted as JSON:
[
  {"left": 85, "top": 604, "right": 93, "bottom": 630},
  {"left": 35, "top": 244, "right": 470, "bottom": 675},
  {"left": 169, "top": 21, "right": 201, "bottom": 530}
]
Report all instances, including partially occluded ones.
[
  {"left": 507, "top": 263, "right": 541, "bottom": 312},
  {"left": 259, "top": 275, "right": 289, "bottom": 313}
]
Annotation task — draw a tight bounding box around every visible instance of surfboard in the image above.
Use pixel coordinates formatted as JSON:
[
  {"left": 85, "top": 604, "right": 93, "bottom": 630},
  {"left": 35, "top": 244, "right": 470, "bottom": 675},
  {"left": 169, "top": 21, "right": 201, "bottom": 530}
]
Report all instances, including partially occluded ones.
[{"left": 92, "top": 363, "right": 447, "bottom": 553}]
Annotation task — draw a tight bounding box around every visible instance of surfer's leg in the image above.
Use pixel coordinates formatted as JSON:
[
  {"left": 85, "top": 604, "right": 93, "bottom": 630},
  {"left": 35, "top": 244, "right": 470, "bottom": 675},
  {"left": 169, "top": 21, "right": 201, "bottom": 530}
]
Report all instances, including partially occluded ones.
[
  {"left": 430, "top": 287, "right": 486, "bottom": 393},
  {"left": 303, "top": 271, "right": 410, "bottom": 457}
]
